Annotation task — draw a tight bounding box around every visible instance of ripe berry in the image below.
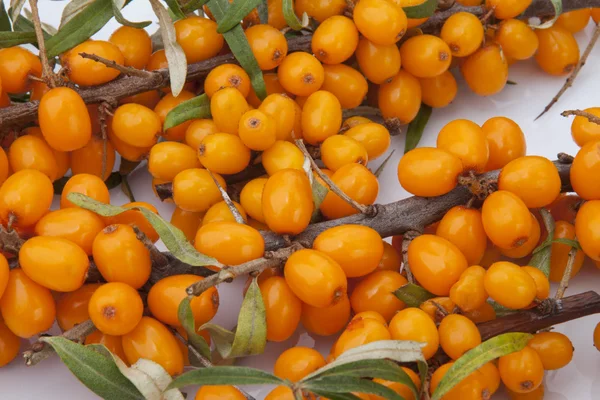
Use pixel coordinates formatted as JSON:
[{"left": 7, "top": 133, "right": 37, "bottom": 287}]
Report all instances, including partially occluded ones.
[
  {"left": 501, "top": 213, "right": 540, "bottom": 259},
  {"left": 321, "top": 135, "right": 368, "bottom": 172},
  {"left": 441, "top": 12, "right": 484, "bottom": 57},
  {"left": 482, "top": 190, "right": 532, "bottom": 250},
  {"left": 499, "top": 346, "right": 544, "bottom": 393},
  {"left": 71, "top": 136, "right": 116, "bottom": 180},
  {"left": 0, "top": 317, "right": 20, "bottom": 367},
  {"left": 185, "top": 119, "right": 218, "bottom": 149},
  {"left": 486, "top": 0, "right": 532, "bottom": 19},
  {"left": 535, "top": 26, "right": 580, "bottom": 76},
  {"left": 195, "top": 386, "right": 245, "bottom": 400},
  {"left": 8, "top": 134, "right": 59, "bottom": 181},
  {"left": 245, "top": 24, "right": 288, "bottom": 71},
  {"left": 484, "top": 262, "right": 537, "bottom": 309},
  {"left": 300, "top": 294, "right": 350, "bottom": 336},
  {"left": 262, "top": 169, "right": 313, "bottom": 234},
  {"left": 112, "top": 104, "right": 161, "bottom": 148},
  {"left": 350, "top": 270, "right": 408, "bottom": 322},
  {"left": 170, "top": 207, "right": 204, "bottom": 242},
  {"left": 437, "top": 206, "right": 487, "bottom": 266},
  {"left": 450, "top": 265, "right": 488, "bottom": 312},
  {"left": 56, "top": 283, "right": 101, "bottom": 331},
  {"left": 321, "top": 64, "right": 368, "bottom": 110},
  {"left": 495, "top": 19, "right": 539, "bottom": 60},
  {"left": 549, "top": 221, "right": 585, "bottom": 282},
  {"left": 0, "top": 169, "right": 53, "bottom": 227},
  {"left": 295, "top": 0, "right": 346, "bottom": 22},
  {"left": 210, "top": 87, "right": 250, "bottom": 135},
  {"left": 482, "top": 116, "right": 526, "bottom": 171},
  {"left": 461, "top": 44, "right": 508, "bottom": 96},
  {"left": 154, "top": 90, "right": 196, "bottom": 141},
  {"left": 301, "top": 90, "right": 342, "bottom": 145},
  {"left": 430, "top": 362, "right": 491, "bottom": 400},
  {"left": 258, "top": 94, "right": 299, "bottom": 141},
  {"left": 204, "top": 64, "right": 251, "bottom": 98},
  {"left": 109, "top": 26, "right": 152, "bottom": 69},
  {"left": 260, "top": 277, "right": 302, "bottom": 342},
  {"left": 172, "top": 168, "right": 226, "bottom": 212},
  {"left": 238, "top": 109, "right": 277, "bottom": 151},
  {"left": 312, "top": 16, "right": 359, "bottom": 64},
  {"left": 66, "top": 40, "right": 124, "bottom": 86},
  {"left": 389, "top": 308, "right": 439, "bottom": 360},
  {"left": 419, "top": 71, "right": 458, "bottom": 108},
  {"left": 0, "top": 47, "right": 41, "bottom": 94},
  {"left": 570, "top": 140, "right": 600, "bottom": 200},
  {"left": 355, "top": 38, "right": 401, "bottom": 85},
  {"left": 174, "top": 16, "right": 224, "bottom": 63},
  {"left": 437, "top": 119, "right": 489, "bottom": 173},
  {"left": 353, "top": 0, "right": 407, "bottom": 46},
  {"left": 575, "top": 200, "right": 600, "bottom": 261},
  {"left": 148, "top": 142, "right": 201, "bottom": 181},
  {"left": 332, "top": 317, "right": 391, "bottom": 359},
  {"left": 240, "top": 178, "right": 268, "bottom": 223},
  {"left": 195, "top": 221, "right": 265, "bottom": 265},
  {"left": 398, "top": 147, "right": 463, "bottom": 197},
  {"left": 378, "top": 70, "right": 422, "bottom": 123},
  {"left": 274, "top": 347, "right": 326, "bottom": 382},
  {"left": 277, "top": 52, "right": 324, "bottom": 97},
  {"left": 202, "top": 201, "right": 247, "bottom": 225},
  {"left": 556, "top": 9, "right": 592, "bottom": 33}
]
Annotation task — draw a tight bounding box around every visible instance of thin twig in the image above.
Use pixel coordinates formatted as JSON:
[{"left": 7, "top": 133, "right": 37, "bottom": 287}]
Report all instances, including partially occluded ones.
[
  {"left": 207, "top": 170, "right": 245, "bottom": 224},
  {"left": 555, "top": 248, "right": 578, "bottom": 299},
  {"left": 536, "top": 24, "right": 600, "bottom": 120},
  {"left": 29, "top": 0, "right": 58, "bottom": 88},
  {"left": 79, "top": 53, "right": 156, "bottom": 79},
  {"left": 133, "top": 226, "right": 170, "bottom": 270},
  {"left": 98, "top": 102, "right": 112, "bottom": 181},
  {"left": 561, "top": 109, "right": 600, "bottom": 125},
  {"left": 400, "top": 231, "right": 420, "bottom": 284}
]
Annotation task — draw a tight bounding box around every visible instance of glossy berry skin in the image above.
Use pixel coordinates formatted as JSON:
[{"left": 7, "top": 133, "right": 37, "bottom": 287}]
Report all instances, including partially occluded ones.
[
  {"left": 482, "top": 117, "right": 526, "bottom": 171},
  {"left": 284, "top": 249, "right": 347, "bottom": 308},
  {"left": 0, "top": 253, "right": 7, "bottom": 300},
  {"left": 571, "top": 107, "right": 600, "bottom": 146},
  {"left": 195, "top": 386, "right": 246, "bottom": 400},
  {"left": 185, "top": 119, "right": 218, "bottom": 149},
  {"left": 495, "top": 19, "right": 539, "bottom": 60},
  {"left": 419, "top": 71, "right": 458, "bottom": 109},
  {"left": 264, "top": 386, "right": 310, "bottom": 400},
  {"left": 371, "top": 369, "right": 421, "bottom": 400},
  {"left": 344, "top": 123, "right": 391, "bottom": 160},
  {"left": 441, "top": 12, "right": 484, "bottom": 57},
  {"left": 148, "top": 142, "right": 201, "bottom": 181},
  {"left": 398, "top": 147, "right": 462, "bottom": 197},
  {"left": 149, "top": 275, "right": 218, "bottom": 328},
  {"left": 320, "top": 163, "right": 379, "bottom": 220},
  {"left": 39, "top": 87, "right": 92, "bottom": 151},
  {"left": 262, "top": 169, "right": 314, "bottom": 235},
  {"left": 56, "top": 283, "right": 101, "bottom": 331},
  {"left": 239, "top": 109, "right": 277, "bottom": 151},
  {"left": 0, "top": 169, "right": 53, "bottom": 227},
  {"left": 450, "top": 265, "right": 488, "bottom": 313},
  {"left": 0, "top": 47, "right": 42, "bottom": 94},
  {"left": 501, "top": 213, "right": 540, "bottom": 259},
  {"left": 378, "top": 70, "right": 422, "bottom": 123},
  {"left": 122, "top": 316, "right": 184, "bottom": 376},
  {"left": 205, "top": 64, "right": 251, "bottom": 98},
  {"left": 71, "top": 136, "right": 116, "bottom": 180},
  {"left": 301, "top": 90, "right": 342, "bottom": 145},
  {"left": 240, "top": 178, "right": 268, "bottom": 223},
  {"left": 355, "top": 38, "right": 401, "bottom": 85},
  {"left": 535, "top": 26, "right": 580, "bottom": 76},
  {"left": 439, "top": 314, "right": 482, "bottom": 360},
  {"left": 247, "top": 73, "right": 287, "bottom": 108},
  {"left": 499, "top": 156, "right": 561, "bottom": 208},
  {"left": 154, "top": 91, "right": 196, "bottom": 141},
  {"left": 570, "top": 140, "right": 600, "bottom": 200},
  {"left": 245, "top": 24, "right": 288, "bottom": 71},
  {"left": 202, "top": 201, "right": 248, "bottom": 225},
  {"left": 353, "top": 0, "right": 407, "bottom": 46},
  {"left": 300, "top": 294, "right": 351, "bottom": 336},
  {"left": 499, "top": 346, "right": 544, "bottom": 394},
  {"left": 350, "top": 271, "right": 408, "bottom": 322},
  {"left": 321, "top": 135, "right": 368, "bottom": 172},
  {"left": 549, "top": 221, "right": 585, "bottom": 282},
  {"left": 484, "top": 262, "right": 537, "bottom": 309},
  {"left": 556, "top": 9, "right": 592, "bottom": 33},
  {"left": 258, "top": 94, "right": 298, "bottom": 141},
  {"left": 312, "top": 16, "right": 359, "bottom": 64},
  {"left": 321, "top": 64, "right": 368, "bottom": 110},
  {"left": 109, "top": 26, "right": 152, "bottom": 69},
  {"left": 437, "top": 119, "right": 488, "bottom": 173},
  {"left": 174, "top": 16, "right": 224, "bottom": 63},
  {"left": 461, "top": 44, "right": 508, "bottom": 96},
  {"left": 314, "top": 225, "right": 384, "bottom": 278},
  {"left": 89, "top": 282, "right": 143, "bottom": 336},
  {"left": 66, "top": 41, "right": 124, "bottom": 86},
  {"left": 172, "top": 168, "right": 226, "bottom": 212},
  {"left": 419, "top": 297, "right": 456, "bottom": 324},
  {"left": 170, "top": 207, "right": 203, "bottom": 242},
  {"left": 210, "top": 87, "right": 250, "bottom": 135},
  {"left": 486, "top": 0, "right": 532, "bottom": 19},
  {"left": 274, "top": 347, "right": 326, "bottom": 382},
  {"left": 389, "top": 308, "right": 439, "bottom": 360},
  {"left": 195, "top": 221, "right": 265, "bottom": 265},
  {"left": 0, "top": 269, "right": 55, "bottom": 338},
  {"left": 482, "top": 190, "right": 532, "bottom": 250},
  {"left": 259, "top": 277, "right": 301, "bottom": 342},
  {"left": 594, "top": 322, "right": 600, "bottom": 351},
  {"left": 198, "top": 133, "right": 251, "bottom": 175},
  {"left": 377, "top": 241, "right": 401, "bottom": 272},
  {"left": 112, "top": 104, "right": 161, "bottom": 148},
  {"left": 295, "top": 0, "right": 346, "bottom": 22},
  {"left": 575, "top": 200, "right": 600, "bottom": 261},
  {"left": 0, "top": 148, "right": 8, "bottom": 186},
  {"left": 430, "top": 362, "right": 491, "bottom": 400},
  {"left": 400, "top": 35, "right": 452, "bottom": 78},
  {"left": 528, "top": 331, "right": 573, "bottom": 370},
  {"left": 106, "top": 202, "right": 160, "bottom": 243},
  {"left": 92, "top": 224, "right": 151, "bottom": 289},
  {"left": 108, "top": 127, "right": 151, "bottom": 162},
  {"left": 277, "top": 52, "right": 324, "bottom": 96},
  {"left": 8, "top": 134, "right": 59, "bottom": 181},
  {"left": 0, "top": 318, "right": 20, "bottom": 367},
  {"left": 437, "top": 207, "right": 486, "bottom": 266},
  {"left": 332, "top": 317, "right": 391, "bottom": 359}
]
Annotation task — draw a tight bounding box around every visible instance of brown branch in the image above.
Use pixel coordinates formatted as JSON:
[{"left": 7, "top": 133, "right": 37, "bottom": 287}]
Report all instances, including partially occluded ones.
[
  {"left": 341, "top": 107, "right": 402, "bottom": 137},
  {"left": 29, "top": 0, "right": 57, "bottom": 88},
  {"left": 79, "top": 53, "right": 155, "bottom": 79},
  {"left": 401, "top": 231, "right": 420, "bottom": 283},
  {"left": 536, "top": 24, "right": 600, "bottom": 120},
  {"left": 561, "top": 109, "right": 600, "bottom": 125},
  {"left": 555, "top": 248, "right": 578, "bottom": 299}
]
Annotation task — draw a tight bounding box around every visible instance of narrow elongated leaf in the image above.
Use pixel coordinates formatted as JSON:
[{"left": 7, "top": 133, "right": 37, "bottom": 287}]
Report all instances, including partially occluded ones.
[
  {"left": 0, "top": 30, "right": 36, "bottom": 47},
  {"left": 530, "top": 208, "right": 555, "bottom": 277},
  {"left": 531, "top": 0, "right": 562, "bottom": 29},
  {"left": 12, "top": 15, "right": 51, "bottom": 40},
  {"left": 208, "top": 0, "right": 266, "bottom": 99},
  {"left": 218, "top": 0, "right": 262, "bottom": 32},
  {"left": 310, "top": 392, "right": 362, "bottom": 400},
  {"left": 229, "top": 277, "right": 267, "bottom": 356},
  {"left": 200, "top": 322, "right": 236, "bottom": 357},
  {"left": 60, "top": 0, "right": 96, "bottom": 28},
  {"left": 181, "top": 0, "right": 210, "bottom": 13},
  {"left": 66, "top": 193, "right": 218, "bottom": 267},
  {"left": 257, "top": 0, "right": 268, "bottom": 24},
  {"left": 164, "top": 93, "right": 211, "bottom": 130},
  {"left": 311, "top": 179, "right": 328, "bottom": 217},
  {"left": 402, "top": 0, "right": 437, "bottom": 19},
  {"left": 303, "top": 376, "right": 405, "bottom": 400},
  {"left": 150, "top": 0, "right": 187, "bottom": 96},
  {"left": 41, "top": 337, "right": 144, "bottom": 400},
  {"left": 0, "top": 3, "right": 10, "bottom": 31},
  {"left": 168, "top": 366, "right": 285, "bottom": 390},
  {"left": 133, "top": 359, "right": 185, "bottom": 400},
  {"left": 432, "top": 333, "right": 533, "bottom": 400},
  {"left": 393, "top": 283, "right": 435, "bottom": 307},
  {"left": 9, "top": 0, "right": 26, "bottom": 22},
  {"left": 165, "top": 0, "right": 186, "bottom": 20},
  {"left": 178, "top": 298, "right": 212, "bottom": 361},
  {"left": 283, "top": 0, "right": 309, "bottom": 31},
  {"left": 112, "top": 0, "right": 151, "bottom": 28},
  {"left": 487, "top": 300, "right": 516, "bottom": 317},
  {"left": 404, "top": 104, "right": 432, "bottom": 153}
]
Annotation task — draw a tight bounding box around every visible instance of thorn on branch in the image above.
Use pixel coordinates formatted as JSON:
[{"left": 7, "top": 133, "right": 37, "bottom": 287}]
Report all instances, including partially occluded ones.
[
  {"left": 78, "top": 53, "right": 157, "bottom": 79},
  {"left": 561, "top": 109, "right": 600, "bottom": 126}
]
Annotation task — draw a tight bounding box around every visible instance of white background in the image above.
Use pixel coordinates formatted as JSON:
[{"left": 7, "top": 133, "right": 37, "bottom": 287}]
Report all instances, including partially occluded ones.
[{"left": 1, "top": 1, "right": 600, "bottom": 399}]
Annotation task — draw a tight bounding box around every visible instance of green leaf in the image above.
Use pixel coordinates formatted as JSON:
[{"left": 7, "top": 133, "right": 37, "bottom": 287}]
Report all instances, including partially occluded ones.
[
  {"left": 66, "top": 193, "right": 218, "bottom": 267},
  {"left": 431, "top": 333, "right": 533, "bottom": 400},
  {"left": 552, "top": 237, "right": 582, "bottom": 250},
  {"left": 165, "top": 0, "right": 186, "bottom": 20},
  {"left": 181, "top": 0, "right": 210, "bottom": 13},
  {"left": 1, "top": 2, "right": 12, "bottom": 31},
  {"left": 393, "top": 283, "right": 435, "bottom": 307},
  {"left": 0, "top": 30, "right": 36, "bottom": 48},
  {"left": 208, "top": 0, "right": 267, "bottom": 100},
  {"left": 374, "top": 150, "right": 396, "bottom": 178},
  {"left": 177, "top": 298, "right": 212, "bottom": 361},
  {"left": 112, "top": 0, "right": 151, "bottom": 28},
  {"left": 46, "top": 0, "right": 114, "bottom": 58},
  {"left": 60, "top": 0, "right": 97, "bottom": 28},
  {"left": 311, "top": 178, "right": 328, "bottom": 221},
  {"left": 218, "top": 0, "right": 263, "bottom": 33},
  {"left": 9, "top": 0, "right": 26, "bottom": 22},
  {"left": 41, "top": 337, "right": 144, "bottom": 400},
  {"left": 12, "top": 15, "right": 51, "bottom": 40},
  {"left": 530, "top": 0, "right": 562, "bottom": 29},
  {"left": 199, "top": 322, "right": 236, "bottom": 358},
  {"left": 530, "top": 208, "right": 555, "bottom": 277},
  {"left": 303, "top": 376, "right": 405, "bottom": 400},
  {"left": 164, "top": 94, "right": 211, "bottom": 130},
  {"left": 54, "top": 172, "right": 122, "bottom": 195},
  {"left": 282, "top": 0, "right": 308, "bottom": 31},
  {"left": 402, "top": 0, "right": 437, "bottom": 19},
  {"left": 404, "top": 104, "right": 432, "bottom": 153},
  {"left": 487, "top": 300, "right": 515, "bottom": 317},
  {"left": 257, "top": 1, "right": 268, "bottom": 24},
  {"left": 168, "top": 366, "right": 284, "bottom": 390}
]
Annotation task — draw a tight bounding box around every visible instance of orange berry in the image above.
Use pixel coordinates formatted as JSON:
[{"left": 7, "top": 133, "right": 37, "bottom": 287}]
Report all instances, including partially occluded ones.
[
  {"left": 343, "top": 123, "right": 390, "bottom": 160},
  {"left": 430, "top": 362, "right": 491, "bottom": 400},
  {"left": 570, "top": 107, "right": 600, "bottom": 146},
  {"left": 389, "top": 308, "right": 439, "bottom": 360},
  {"left": 594, "top": 322, "right": 600, "bottom": 351},
  {"left": 0, "top": 253, "right": 7, "bottom": 299},
  {"left": 300, "top": 294, "right": 350, "bottom": 336},
  {"left": 195, "top": 386, "right": 245, "bottom": 400},
  {"left": 499, "top": 346, "right": 544, "bottom": 393},
  {"left": 401, "top": 34, "right": 452, "bottom": 79},
  {"left": 495, "top": 19, "right": 539, "bottom": 60},
  {"left": 258, "top": 94, "right": 299, "bottom": 141},
  {"left": 0, "top": 317, "right": 20, "bottom": 366},
  {"left": 321, "top": 135, "right": 368, "bottom": 172},
  {"left": 0, "top": 148, "right": 8, "bottom": 185},
  {"left": 351, "top": 270, "right": 407, "bottom": 322},
  {"left": 260, "top": 277, "right": 302, "bottom": 342},
  {"left": 121, "top": 90, "right": 161, "bottom": 109},
  {"left": 484, "top": 262, "right": 537, "bottom": 309},
  {"left": 174, "top": 16, "right": 223, "bottom": 63},
  {"left": 155, "top": 91, "right": 198, "bottom": 141},
  {"left": 522, "top": 266, "right": 550, "bottom": 300},
  {"left": 172, "top": 168, "right": 226, "bottom": 212},
  {"left": 437, "top": 119, "right": 488, "bottom": 173},
  {"left": 439, "top": 314, "right": 482, "bottom": 360},
  {"left": 204, "top": 64, "right": 251, "bottom": 98},
  {"left": 571, "top": 140, "right": 600, "bottom": 200},
  {"left": 301, "top": 90, "right": 342, "bottom": 145},
  {"left": 549, "top": 221, "right": 585, "bottom": 282},
  {"left": 109, "top": 26, "right": 152, "bottom": 69},
  {"left": 0, "top": 47, "right": 41, "bottom": 94},
  {"left": 238, "top": 109, "right": 277, "bottom": 151},
  {"left": 499, "top": 156, "right": 561, "bottom": 208},
  {"left": 185, "top": 119, "right": 218, "bottom": 149},
  {"left": 419, "top": 297, "right": 456, "bottom": 323},
  {"left": 112, "top": 104, "right": 161, "bottom": 147},
  {"left": 88, "top": 282, "right": 143, "bottom": 337},
  {"left": 210, "top": 87, "right": 250, "bottom": 135},
  {"left": 575, "top": 200, "right": 600, "bottom": 261},
  {"left": 398, "top": 147, "right": 463, "bottom": 197},
  {"left": 106, "top": 202, "right": 160, "bottom": 243},
  {"left": 202, "top": 200, "right": 247, "bottom": 225},
  {"left": 262, "top": 169, "right": 313, "bottom": 234},
  {"left": 593, "top": 8, "right": 600, "bottom": 23},
  {"left": 378, "top": 70, "right": 422, "bottom": 123},
  {"left": 247, "top": 73, "right": 287, "bottom": 108},
  {"left": 170, "top": 207, "right": 204, "bottom": 242},
  {"left": 535, "top": 26, "right": 579, "bottom": 76},
  {"left": 482, "top": 190, "right": 532, "bottom": 250},
  {"left": 482, "top": 117, "right": 526, "bottom": 171},
  {"left": 61, "top": 173, "right": 110, "bottom": 209},
  {"left": 332, "top": 317, "right": 391, "bottom": 359},
  {"left": 8, "top": 134, "right": 59, "bottom": 180},
  {"left": 295, "top": 0, "right": 345, "bottom": 22},
  {"left": 66, "top": 40, "right": 124, "bottom": 86},
  {"left": 194, "top": 221, "right": 264, "bottom": 265},
  {"left": 55, "top": 284, "right": 102, "bottom": 332},
  {"left": 0, "top": 169, "right": 53, "bottom": 227},
  {"left": 377, "top": 241, "right": 402, "bottom": 272},
  {"left": 556, "top": 9, "right": 592, "bottom": 33},
  {"left": 501, "top": 213, "right": 541, "bottom": 259},
  {"left": 528, "top": 331, "right": 574, "bottom": 370},
  {"left": 463, "top": 301, "right": 497, "bottom": 324},
  {"left": 240, "top": 178, "right": 267, "bottom": 224},
  {"left": 321, "top": 64, "right": 368, "bottom": 110},
  {"left": 486, "top": 0, "right": 532, "bottom": 19},
  {"left": 312, "top": 16, "right": 358, "bottom": 64},
  {"left": 353, "top": 0, "right": 407, "bottom": 46},
  {"left": 352, "top": 311, "right": 388, "bottom": 326},
  {"left": 437, "top": 206, "right": 487, "bottom": 266},
  {"left": 461, "top": 44, "right": 508, "bottom": 96},
  {"left": 274, "top": 346, "right": 326, "bottom": 382},
  {"left": 198, "top": 132, "right": 251, "bottom": 174},
  {"left": 278, "top": 52, "right": 324, "bottom": 97},
  {"left": 371, "top": 369, "right": 421, "bottom": 400},
  {"left": 265, "top": 386, "right": 310, "bottom": 400},
  {"left": 419, "top": 71, "right": 458, "bottom": 108},
  {"left": 441, "top": 12, "right": 484, "bottom": 57},
  {"left": 108, "top": 125, "right": 151, "bottom": 162},
  {"left": 450, "top": 266, "right": 488, "bottom": 312},
  {"left": 71, "top": 136, "right": 116, "bottom": 180},
  {"left": 355, "top": 38, "right": 401, "bottom": 85},
  {"left": 148, "top": 142, "right": 201, "bottom": 181},
  {"left": 245, "top": 24, "right": 288, "bottom": 71}
]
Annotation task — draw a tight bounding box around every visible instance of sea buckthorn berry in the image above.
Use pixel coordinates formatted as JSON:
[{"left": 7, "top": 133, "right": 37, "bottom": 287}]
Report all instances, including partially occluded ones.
[
  {"left": 571, "top": 140, "right": 600, "bottom": 200},
  {"left": 450, "top": 265, "right": 488, "bottom": 312},
  {"left": 528, "top": 331, "right": 574, "bottom": 371},
  {"left": 593, "top": 8, "right": 600, "bottom": 23},
  {"left": 0, "top": 318, "right": 20, "bottom": 367},
  {"left": 441, "top": 12, "right": 484, "bottom": 57},
  {"left": 259, "top": 276, "right": 302, "bottom": 342},
  {"left": 419, "top": 297, "right": 456, "bottom": 323},
  {"left": 23, "top": 127, "right": 70, "bottom": 179},
  {"left": 0, "top": 269, "right": 55, "bottom": 338},
  {"left": 66, "top": 40, "right": 124, "bottom": 86},
  {"left": 482, "top": 190, "right": 532, "bottom": 250},
  {"left": 148, "top": 275, "right": 218, "bottom": 328},
  {"left": 495, "top": 19, "right": 539, "bottom": 60},
  {"left": 185, "top": 119, "right": 218, "bottom": 149},
  {"left": 245, "top": 24, "right": 288, "bottom": 71},
  {"left": 205, "top": 64, "right": 251, "bottom": 98},
  {"left": 247, "top": 73, "right": 287, "bottom": 108},
  {"left": 284, "top": 249, "right": 347, "bottom": 308},
  {"left": 486, "top": 0, "right": 532, "bottom": 19},
  {"left": 398, "top": 147, "right": 462, "bottom": 197},
  {"left": 88, "top": 282, "right": 143, "bottom": 337},
  {"left": 389, "top": 308, "right": 439, "bottom": 360},
  {"left": 108, "top": 126, "right": 151, "bottom": 162},
  {"left": 19, "top": 236, "right": 89, "bottom": 292},
  {"left": 195, "top": 386, "right": 245, "bottom": 400},
  {"left": 353, "top": 0, "right": 407, "bottom": 46},
  {"left": 372, "top": 370, "right": 421, "bottom": 400},
  {"left": 198, "top": 133, "right": 251, "bottom": 175},
  {"left": 461, "top": 44, "right": 508, "bottom": 96},
  {"left": 122, "top": 316, "right": 184, "bottom": 376},
  {"left": 571, "top": 107, "right": 600, "bottom": 146},
  {"left": 238, "top": 109, "right": 277, "bottom": 151},
  {"left": 262, "top": 169, "right": 313, "bottom": 234},
  {"left": 484, "top": 262, "right": 536, "bottom": 309},
  {"left": 71, "top": 136, "right": 116, "bottom": 180},
  {"left": 0, "top": 169, "right": 53, "bottom": 227},
  {"left": 498, "top": 156, "right": 561, "bottom": 207},
  {"left": 549, "top": 221, "right": 585, "bottom": 282},
  {"left": 321, "top": 135, "right": 368, "bottom": 172},
  {"left": 8, "top": 134, "right": 59, "bottom": 180},
  {"left": 39, "top": 87, "right": 92, "bottom": 151},
  {"left": 0, "top": 47, "right": 41, "bottom": 94},
  {"left": 321, "top": 64, "right": 368, "bottom": 110},
  {"left": 170, "top": 207, "right": 203, "bottom": 242},
  {"left": 61, "top": 173, "right": 110, "bottom": 209},
  {"left": 56, "top": 283, "right": 101, "bottom": 331},
  {"left": 274, "top": 347, "right": 326, "bottom": 382},
  {"left": 277, "top": 52, "right": 324, "bottom": 96},
  {"left": 301, "top": 90, "right": 342, "bottom": 145},
  {"left": 400, "top": 35, "right": 452, "bottom": 78},
  {"left": 295, "top": 0, "right": 345, "bottom": 22},
  {"left": 419, "top": 71, "right": 458, "bottom": 109},
  {"left": 549, "top": 193, "right": 581, "bottom": 224},
  {"left": 112, "top": 104, "right": 161, "bottom": 147},
  {"left": 463, "top": 301, "right": 496, "bottom": 324},
  {"left": 155, "top": 90, "right": 196, "bottom": 141},
  {"left": 350, "top": 271, "right": 408, "bottom": 322},
  {"left": 203, "top": 201, "right": 247, "bottom": 225},
  {"left": 437, "top": 207, "right": 486, "bottom": 266},
  {"left": 173, "top": 168, "right": 226, "bottom": 212},
  {"left": 92, "top": 224, "right": 151, "bottom": 289},
  {"left": 430, "top": 362, "right": 491, "bottom": 400},
  {"left": 343, "top": 123, "right": 390, "bottom": 160},
  {"left": 437, "top": 119, "right": 488, "bottom": 173},
  {"left": 240, "top": 178, "right": 267, "bottom": 224},
  {"left": 265, "top": 386, "right": 310, "bottom": 400},
  {"left": 314, "top": 225, "right": 384, "bottom": 277},
  {"left": 109, "top": 26, "right": 152, "bottom": 69},
  {"left": 575, "top": 200, "right": 600, "bottom": 261},
  {"left": 312, "top": 16, "right": 358, "bottom": 64},
  {"left": 105, "top": 202, "right": 160, "bottom": 243},
  {"left": 0, "top": 148, "right": 8, "bottom": 185},
  {"left": 501, "top": 213, "right": 540, "bottom": 259},
  {"left": 301, "top": 294, "right": 350, "bottom": 336},
  {"left": 482, "top": 117, "right": 526, "bottom": 170},
  {"left": 377, "top": 241, "right": 401, "bottom": 272},
  {"left": 378, "top": 70, "right": 422, "bottom": 123},
  {"left": 535, "top": 26, "right": 580, "bottom": 76},
  {"left": 522, "top": 266, "right": 549, "bottom": 300},
  {"left": 195, "top": 221, "right": 265, "bottom": 265},
  {"left": 0, "top": 254, "right": 7, "bottom": 300},
  {"left": 499, "top": 346, "right": 544, "bottom": 393},
  {"left": 174, "top": 16, "right": 223, "bottom": 63},
  {"left": 258, "top": 94, "right": 298, "bottom": 141},
  {"left": 147, "top": 49, "right": 168, "bottom": 71},
  {"left": 355, "top": 38, "right": 401, "bottom": 85},
  {"left": 352, "top": 311, "right": 388, "bottom": 326},
  {"left": 477, "top": 362, "right": 501, "bottom": 395},
  {"left": 210, "top": 87, "right": 250, "bottom": 135},
  {"left": 594, "top": 322, "right": 600, "bottom": 351},
  {"left": 408, "top": 235, "right": 468, "bottom": 296},
  {"left": 320, "top": 163, "right": 379, "bottom": 220},
  {"left": 148, "top": 142, "right": 201, "bottom": 182},
  {"left": 439, "top": 314, "right": 482, "bottom": 360},
  {"left": 332, "top": 317, "right": 391, "bottom": 359},
  {"left": 556, "top": 9, "right": 592, "bottom": 33}
]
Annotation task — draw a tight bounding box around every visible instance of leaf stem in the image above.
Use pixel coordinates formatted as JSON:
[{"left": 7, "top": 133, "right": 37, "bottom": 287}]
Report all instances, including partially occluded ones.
[
  {"left": 561, "top": 109, "right": 600, "bottom": 125},
  {"left": 78, "top": 52, "right": 156, "bottom": 78}
]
